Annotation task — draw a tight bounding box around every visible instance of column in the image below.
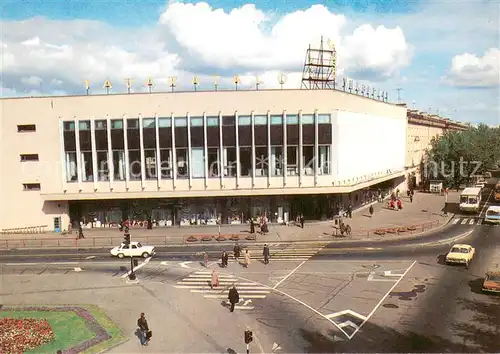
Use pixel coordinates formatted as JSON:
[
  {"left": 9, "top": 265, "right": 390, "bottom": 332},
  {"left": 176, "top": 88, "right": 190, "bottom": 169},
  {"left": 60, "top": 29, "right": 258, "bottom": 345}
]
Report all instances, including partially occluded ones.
[
  {"left": 283, "top": 110, "right": 287, "bottom": 186},
  {"left": 314, "top": 110, "right": 319, "bottom": 186},
  {"left": 203, "top": 113, "right": 208, "bottom": 188},
  {"left": 106, "top": 116, "right": 114, "bottom": 190},
  {"left": 298, "top": 111, "right": 303, "bottom": 186},
  {"left": 187, "top": 114, "right": 192, "bottom": 188},
  {"left": 139, "top": 115, "right": 146, "bottom": 189},
  {"left": 172, "top": 114, "right": 177, "bottom": 189},
  {"left": 155, "top": 115, "right": 161, "bottom": 189},
  {"left": 267, "top": 111, "right": 271, "bottom": 187},
  {"left": 58, "top": 119, "right": 67, "bottom": 190},
  {"left": 75, "top": 118, "right": 83, "bottom": 189},
  {"left": 123, "top": 116, "right": 130, "bottom": 189},
  {"left": 331, "top": 110, "right": 337, "bottom": 184},
  {"left": 218, "top": 112, "right": 224, "bottom": 188},
  {"left": 90, "top": 118, "right": 98, "bottom": 190},
  {"left": 235, "top": 111, "right": 240, "bottom": 187},
  {"left": 251, "top": 111, "right": 256, "bottom": 187}
]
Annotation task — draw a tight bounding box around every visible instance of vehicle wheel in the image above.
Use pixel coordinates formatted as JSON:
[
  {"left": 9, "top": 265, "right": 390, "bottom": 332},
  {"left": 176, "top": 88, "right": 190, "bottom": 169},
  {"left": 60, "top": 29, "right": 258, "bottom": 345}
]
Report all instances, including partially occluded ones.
[
  {"left": 118, "top": 253, "right": 124, "bottom": 259},
  {"left": 142, "top": 252, "right": 150, "bottom": 258}
]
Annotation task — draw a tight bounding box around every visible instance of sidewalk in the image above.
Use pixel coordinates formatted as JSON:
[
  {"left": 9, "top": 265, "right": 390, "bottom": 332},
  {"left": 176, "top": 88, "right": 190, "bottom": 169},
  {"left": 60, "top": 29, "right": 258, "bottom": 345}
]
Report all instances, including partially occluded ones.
[{"left": 0, "top": 191, "right": 458, "bottom": 248}]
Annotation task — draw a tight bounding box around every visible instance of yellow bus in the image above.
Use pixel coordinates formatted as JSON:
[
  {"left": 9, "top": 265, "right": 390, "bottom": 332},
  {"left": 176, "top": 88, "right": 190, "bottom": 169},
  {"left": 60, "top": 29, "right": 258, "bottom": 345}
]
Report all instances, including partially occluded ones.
[{"left": 496, "top": 182, "right": 500, "bottom": 202}]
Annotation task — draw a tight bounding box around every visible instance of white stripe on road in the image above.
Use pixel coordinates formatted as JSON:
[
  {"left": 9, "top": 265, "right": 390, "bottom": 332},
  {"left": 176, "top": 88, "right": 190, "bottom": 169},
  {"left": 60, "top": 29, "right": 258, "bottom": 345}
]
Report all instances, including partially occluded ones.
[
  {"left": 468, "top": 219, "right": 475, "bottom": 225},
  {"left": 191, "top": 290, "right": 270, "bottom": 294},
  {"left": 452, "top": 218, "right": 460, "bottom": 224},
  {"left": 204, "top": 294, "right": 267, "bottom": 299},
  {"left": 273, "top": 261, "right": 306, "bottom": 289},
  {"left": 479, "top": 189, "right": 494, "bottom": 218},
  {"left": 461, "top": 219, "right": 469, "bottom": 224},
  {"left": 477, "top": 219, "right": 482, "bottom": 225},
  {"left": 121, "top": 257, "right": 152, "bottom": 278}
]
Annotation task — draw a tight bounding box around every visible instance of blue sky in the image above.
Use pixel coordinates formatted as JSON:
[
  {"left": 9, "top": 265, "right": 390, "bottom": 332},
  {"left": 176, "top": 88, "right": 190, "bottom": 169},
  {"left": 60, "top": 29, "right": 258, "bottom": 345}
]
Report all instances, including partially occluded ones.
[{"left": 1, "top": 0, "right": 499, "bottom": 125}]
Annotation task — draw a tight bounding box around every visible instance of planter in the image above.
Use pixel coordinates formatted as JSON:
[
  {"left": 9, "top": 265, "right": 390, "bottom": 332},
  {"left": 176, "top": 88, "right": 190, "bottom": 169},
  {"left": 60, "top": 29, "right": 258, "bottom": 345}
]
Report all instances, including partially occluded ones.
[
  {"left": 229, "top": 235, "right": 240, "bottom": 241},
  {"left": 386, "top": 228, "right": 397, "bottom": 234},
  {"left": 407, "top": 226, "right": 417, "bottom": 231},
  {"left": 216, "top": 236, "right": 226, "bottom": 242},
  {"left": 201, "top": 235, "right": 213, "bottom": 242},
  {"left": 374, "top": 229, "right": 386, "bottom": 235},
  {"left": 397, "top": 228, "right": 407, "bottom": 233},
  {"left": 245, "top": 234, "right": 256, "bottom": 241},
  {"left": 186, "top": 236, "right": 199, "bottom": 242}
]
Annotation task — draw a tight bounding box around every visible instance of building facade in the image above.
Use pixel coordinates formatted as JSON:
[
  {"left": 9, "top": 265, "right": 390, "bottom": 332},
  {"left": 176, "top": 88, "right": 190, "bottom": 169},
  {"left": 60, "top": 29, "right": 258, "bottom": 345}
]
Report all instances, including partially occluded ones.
[
  {"left": 1, "top": 89, "right": 407, "bottom": 231},
  {"left": 405, "top": 108, "right": 469, "bottom": 188}
]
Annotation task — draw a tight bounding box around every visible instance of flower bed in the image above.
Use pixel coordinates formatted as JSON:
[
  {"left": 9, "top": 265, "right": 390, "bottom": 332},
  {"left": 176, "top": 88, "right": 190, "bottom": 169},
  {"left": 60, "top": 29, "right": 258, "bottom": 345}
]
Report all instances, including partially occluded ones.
[
  {"left": 201, "top": 235, "right": 213, "bottom": 241},
  {"left": 245, "top": 234, "right": 256, "bottom": 241},
  {"left": 386, "top": 228, "right": 397, "bottom": 234},
  {"left": 407, "top": 226, "right": 417, "bottom": 231},
  {"left": 186, "top": 236, "right": 199, "bottom": 242},
  {"left": 229, "top": 235, "right": 240, "bottom": 241},
  {"left": 0, "top": 318, "right": 55, "bottom": 354},
  {"left": 374, "top": 229, "right": 386, "bottom": 235},
  {"left": 397, "top": 227, "right": 407, "bottom": 233},
  {"left": 215, "top": 235, "right": 226, "bottom": 241}
]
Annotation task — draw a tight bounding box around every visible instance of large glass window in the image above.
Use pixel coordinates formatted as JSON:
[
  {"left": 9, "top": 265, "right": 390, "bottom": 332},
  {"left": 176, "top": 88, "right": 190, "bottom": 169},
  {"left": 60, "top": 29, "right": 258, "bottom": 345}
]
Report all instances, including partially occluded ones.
[
  {"left": 176, "top": 149, "right": 188, "bottom": 178},
  {"left": 143, "top": 118, "right": 155, "bottom": 128},
  {"left": 111, "top": 119, "right": 123, "bottom": 129},
  {"left": 302, "top": 146, "right": 314, "bottom": 175},
  {"left": 207, "top": 116, "right": 219, "bottom": 126},
  {"left": 127, "top": 119, "right": 139, "bottom": 129},
  {"left": 158, "top": 117, "right": 171, "bottom": 128},
  {"left": 287, "top": 146, "right": 298, "bottom": 176},
  {"left": 64, "top": 122, "right": 75, "bottom": 131},
  {"left": 112, "top": 150, "right": 126, "bottom": 180},
  {"left": 254, "top": 115, "right": 267, "bottom": 125},
  {"left": 286, "top": 114, "right": 298, "bottom": 125},
  {"left": 270, "top": 147, "right": 283, "bottom": 176},
  {"left": 255, "top": 147, "right": 268, "bottom": 176},
  {"left": 239, "top": 147, "right": 252, "bottom": 176},
  {"left": 80, "top": 151, "right": 93, "bottom": 181},
  {"left": 128, "top": 150, "right": 141, "bottom": 180},
  {"left": 79, "top": 121, "right": 90, "bottom": 131},
  {"left": 190, "top": 117, "right": 203, "bottom": 127},
  {"left": 238, "top": 116, "right": 251, "bottom": 126},
  {"left": 96, "top": 151, "right": 109, "bottom": 181},
  {"left": 159, "top": 149, "right": 172, "bottom": 178},
  {"left": 270, "top": 115, "right": 283, "bottom": 125},
  {"left": 145, "top": 149, "right": 157, "bottom": 179},
  {"left": 65, "top": 152, "right": 78, "bottom": 182},
  {"left": 301, "top": 114, "right": 314, "bottom": 125},
  {"left": 191, "top": 148, "right": 205, "bottom": 178},
  {"left": 223, "top": 148, "right": 237, "bottom": 177},
  {"left": 207, "top": 148, "right": 219, "bottom": 177},
  {"left": 319, "top": 146, "right": 331, "bottom": 175},
  {"left": 175, "top": 117, "right": 188, "bottom": 127},
  {"left": 95, "top": 120, "right": 107, "bottom": 130},
  {"left": 317, "top": 114, "right": 331, "bottom": 124}
]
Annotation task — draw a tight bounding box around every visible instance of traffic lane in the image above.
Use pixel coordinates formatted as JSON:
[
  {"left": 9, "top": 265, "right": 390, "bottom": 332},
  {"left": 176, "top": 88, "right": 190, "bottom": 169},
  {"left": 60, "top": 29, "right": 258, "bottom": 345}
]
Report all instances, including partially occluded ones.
[{"left": 336, "top": 227, "right": 500, "bottom": 352}]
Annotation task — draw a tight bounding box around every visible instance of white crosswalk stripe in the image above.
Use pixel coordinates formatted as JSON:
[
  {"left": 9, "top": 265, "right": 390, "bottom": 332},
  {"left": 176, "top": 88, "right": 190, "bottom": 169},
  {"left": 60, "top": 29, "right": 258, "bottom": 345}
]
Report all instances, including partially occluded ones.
[
  {"left": 452, "top": 217, "right": 484, "bottom": 226},
  {"left": 230, "top": 244, "right": 326, "bottom": 262},
  {"left": 173, "top": 270, "right": 271, "bottom": 309}
]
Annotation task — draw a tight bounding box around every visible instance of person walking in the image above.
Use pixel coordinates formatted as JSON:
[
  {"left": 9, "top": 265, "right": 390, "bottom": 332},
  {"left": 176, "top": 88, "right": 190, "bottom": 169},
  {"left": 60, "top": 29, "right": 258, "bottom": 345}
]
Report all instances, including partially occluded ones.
[
  {"left": 263, "top": 244, "right": 270, "bottom": 265},
  {"left": 221, "top": 250, "right": 228, "bottom": 267},
  {"left": 300, "top": 214, "right": 305, "bottom": 229},
  {"left": 409, "top": 191, "right": 413, "bottom": 203},
  {"left": 203, "top": 251, "right": 209, "bottom": 267},
  {"left": 347, "top": 204, "right": 352, "bottom": 219},
  {"left": 228, "top": 285, "right": 240, "bottom": 312},
  {"left": 250, "top": 218, "right": 255, "bottom": 234},
  {"left": 244, "top": 249, "right": 251, "bottom": 268},
  {"left": 369, "top": 205, "right": 374, "bottom": 217},
  {"left": 233, "top": 242, "right": 241, "bottom": 260},
  {"left": 210, "top": 270, "right": 219, "bottom": 289},
  {"left": 137, "top": 313, "right": 150, "bottom": 346}
]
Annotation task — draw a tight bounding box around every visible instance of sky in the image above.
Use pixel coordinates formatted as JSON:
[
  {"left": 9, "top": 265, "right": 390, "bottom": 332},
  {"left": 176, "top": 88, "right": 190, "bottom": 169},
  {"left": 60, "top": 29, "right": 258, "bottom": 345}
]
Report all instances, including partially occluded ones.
[{"left": 1, "top": 0, "right": 499, "bottom": 125}]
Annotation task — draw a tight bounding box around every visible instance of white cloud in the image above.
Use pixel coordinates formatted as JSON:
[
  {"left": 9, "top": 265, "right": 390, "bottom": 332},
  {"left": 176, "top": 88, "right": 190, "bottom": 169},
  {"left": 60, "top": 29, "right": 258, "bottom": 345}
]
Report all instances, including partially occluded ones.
[
  {"left": 445, "top": 48, "right": 500, "bottom": 88},
  {"left": 0, "top": 2, "right": 411, "bottom": 96}
]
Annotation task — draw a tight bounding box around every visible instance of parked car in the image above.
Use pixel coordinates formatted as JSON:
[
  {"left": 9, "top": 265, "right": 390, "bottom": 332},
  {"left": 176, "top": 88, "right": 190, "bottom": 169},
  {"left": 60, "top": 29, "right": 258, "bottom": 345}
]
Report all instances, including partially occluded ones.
[
  {"left": 445, "top": 244, "right": 475, "bottom": 267},
  {"left": 482, "top": 269, "right": 500, "bottom": 293},
  {"left": 110, "top": 242, "right": 156, "bottom": 259}
]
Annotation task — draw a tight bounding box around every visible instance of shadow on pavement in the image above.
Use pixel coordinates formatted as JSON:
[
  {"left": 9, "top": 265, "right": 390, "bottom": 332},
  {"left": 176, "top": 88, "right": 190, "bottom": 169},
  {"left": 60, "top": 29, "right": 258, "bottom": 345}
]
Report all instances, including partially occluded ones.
[
  {"left": 436, "top": 254, "right": 447, "bottom": 265},
  {"left": 468, "top": 278, "right": 485, "bottom": 295}
]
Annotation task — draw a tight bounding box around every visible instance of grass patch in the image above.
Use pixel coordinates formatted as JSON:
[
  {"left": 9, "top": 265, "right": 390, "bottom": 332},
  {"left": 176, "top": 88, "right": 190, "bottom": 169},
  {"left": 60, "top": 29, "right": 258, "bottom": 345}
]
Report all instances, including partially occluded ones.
[{"left": 81, "top": 305, "right": 127, "bottom": 354}]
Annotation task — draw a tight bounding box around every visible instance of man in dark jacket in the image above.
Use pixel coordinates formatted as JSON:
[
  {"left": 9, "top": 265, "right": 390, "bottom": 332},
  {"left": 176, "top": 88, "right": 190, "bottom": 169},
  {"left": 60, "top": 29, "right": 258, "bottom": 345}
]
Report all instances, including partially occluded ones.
[
  {"left": 228, "top": 285, "right": 240, "bottom": 312},
  {"left": 233, "top": 243, "right": 241, "bottom": 260},
  {"left": 221, "top": 250, "right": 229, "bottom": 267},
  {"left": 263, "top": 244, "right": 270, "bottom": 265},
  {"left": 137, "top": 313, "right": 149, "bottom": 346}
]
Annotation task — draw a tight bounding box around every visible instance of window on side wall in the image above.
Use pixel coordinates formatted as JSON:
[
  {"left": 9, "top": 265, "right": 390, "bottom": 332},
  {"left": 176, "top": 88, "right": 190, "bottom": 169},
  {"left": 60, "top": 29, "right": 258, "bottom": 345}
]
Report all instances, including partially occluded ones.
[{"left": 301, "top": 114, "right": 314, "bottom": 124}]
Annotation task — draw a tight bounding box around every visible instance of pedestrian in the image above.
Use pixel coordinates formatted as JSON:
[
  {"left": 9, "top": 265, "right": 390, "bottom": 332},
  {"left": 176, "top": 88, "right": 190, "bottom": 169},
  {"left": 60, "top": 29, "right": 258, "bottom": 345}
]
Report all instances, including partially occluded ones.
[
  {"left": 233, "top": 242, "right": 241, "bottom": 260},
  {"left": 228, "top": 285, "right": 240, "bottom": 312},
  {"left": 210, "top": 269, "right": 219, "bottom": 289},
  {"left": 250, "top": 218, "right": 255, "bottom": 234},
  {"left": 347, "top": 204, "right": 352, "bottom": 219},
  {"left": 221, "top": 250, "right": 228, "bottom": 267},
  {"left": 397, "top": 199, "right": 403, "bottom": 211},
  {"left": 263, "top": 244, "right": 270, "bottom": 265},
  {"left": 77, "top": 222, "right": 85, "bottom": 239},
  {"left": 137, "top": 312, "right": 150, "bottom": 346},
  {"left": 409, "top": 194, "right": 413, "bottom": 203},
  {"left": 203, "top": 251, "right": 209, "bottom": 267},
  {"left": 244, "top": 249, "right": 251, "bottom": 268},
  {"left": 300, "top": 214, "right": 304, "bottom": 229},
  {"left": 369, "top": 205, "right": 374, "bottom": 217}
]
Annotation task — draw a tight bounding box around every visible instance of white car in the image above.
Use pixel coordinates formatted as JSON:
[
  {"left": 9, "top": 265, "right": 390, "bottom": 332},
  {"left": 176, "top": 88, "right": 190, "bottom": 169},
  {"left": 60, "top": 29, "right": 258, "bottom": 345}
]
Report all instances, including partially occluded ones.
[{"left": 110, "top": 242, "right": 156, "bottom": 259}]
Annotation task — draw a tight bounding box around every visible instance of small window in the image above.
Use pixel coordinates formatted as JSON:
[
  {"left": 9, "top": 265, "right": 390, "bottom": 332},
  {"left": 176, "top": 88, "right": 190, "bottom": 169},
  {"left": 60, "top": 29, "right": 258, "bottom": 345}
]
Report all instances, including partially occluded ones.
[
  {"left": 63, "top": 122, "right": 75, "bottom": 131},
  {"left": 254, "top": 115, "right": 267, "bottom": 125},
  {"left": 190, "top": 117, "right": 203, "bottom": 127},
  {"left": 222, "top": 116, "right": 235, "bottom": 126},
  {"left": 158, "top": 117, "right": 171, "bottom": 128},
  {"left": 142, "top": 118, "right": 155, "bottom": 128},
  {"left": 20, "top": 154, "right": 39, "bottom": 162},
  {"left": 286, "top": 115, "right": 298, "bottom": 124},
  {"left": 95, "top": 120, "right": 107, "bottom": 130},
  {"left": 23, "top": 183, "right": 41, "bottom": 191},
  {"left": 207, "top": 117, "right": 219, "bottom": 126},
  {"left": 132, "top": 244, "right": 137, "bottom": 249},
  {"left": 127, "top": 119, "right": 139, "bottom": 129},
  {"left": 301, "top": 114, "right": 314, "bottom": 124},
  {"left": 78, "top": 120, "right": 90, "bottom": 130},
  {"left": 270, "top": 115, "right": 283, "bottom": 125},
  {"left": 17, "top": 124, "right": 36, "bottom": 132},
  {"left": 317, "top": 114, "right": 331, "bottom": 124},
  {"left": 111, "top": 119, "right": 123, "bottom": 129},
  {"left": 174, "top": 117, "right": 187, "bottom": 127},
  {"left": 238, "top": 116, "right": 251, "bottom": 126}
]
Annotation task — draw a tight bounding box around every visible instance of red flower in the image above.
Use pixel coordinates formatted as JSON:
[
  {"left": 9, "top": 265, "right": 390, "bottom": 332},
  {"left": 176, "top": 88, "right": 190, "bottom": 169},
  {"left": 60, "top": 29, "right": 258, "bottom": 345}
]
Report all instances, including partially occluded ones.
[{"left": 0, "top": 318, "right": 55, "bottom": 354}]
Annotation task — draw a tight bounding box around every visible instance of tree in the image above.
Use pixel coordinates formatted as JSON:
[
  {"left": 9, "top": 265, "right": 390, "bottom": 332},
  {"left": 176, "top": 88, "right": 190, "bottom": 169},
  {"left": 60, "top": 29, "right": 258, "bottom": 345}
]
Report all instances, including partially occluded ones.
[{"left": 424, "top": 125, "right": 500, "bottom": 188}]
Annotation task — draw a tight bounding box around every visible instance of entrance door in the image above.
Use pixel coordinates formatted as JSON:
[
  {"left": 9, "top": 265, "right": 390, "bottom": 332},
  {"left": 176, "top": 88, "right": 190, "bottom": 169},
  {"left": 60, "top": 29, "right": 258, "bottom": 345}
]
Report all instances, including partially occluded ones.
[{"left": 53, "top": 217, "right": 61, "bottom": 233}]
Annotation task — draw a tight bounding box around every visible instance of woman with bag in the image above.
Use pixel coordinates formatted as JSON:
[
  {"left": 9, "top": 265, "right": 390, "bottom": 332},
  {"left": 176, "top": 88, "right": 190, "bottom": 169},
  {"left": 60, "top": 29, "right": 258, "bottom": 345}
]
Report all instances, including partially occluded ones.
[{"left": 211, "top": 270, "right": 219, "bottom": 289}]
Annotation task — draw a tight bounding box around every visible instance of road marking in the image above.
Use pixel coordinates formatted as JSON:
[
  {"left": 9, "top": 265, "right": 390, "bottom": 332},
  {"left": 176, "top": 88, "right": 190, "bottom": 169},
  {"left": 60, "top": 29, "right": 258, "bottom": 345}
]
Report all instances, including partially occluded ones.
[
  {"left": 204, "top": 294, "right": 267, "bottom": 299},
  {"left": 338, "top": 320, "right": 360, "bottom": 329},
  {"left": 242, "top": 299, "right": 252, "bottom": 306},
  {"left": 160, "top": 261, "right": 169, "bottom": 265},
  {"left": 272, "top": 342, "right": 282, "bottom": 352},
  {"left": 452, "top": 218, "right": 460, "bottom": 224},
  {"left": 74, "top": 267, "right": 83, "bottom": 272},
  {"left": 273, "top": 261, "right": 306, "bottom": 289},
  {"left": 477, "top": 219, "right": 482, "bottom": 225},
  {"left": 84, "top": 256, "right": 96, "bottom": 260},
  {"left": 179, "top": 261, "right": 193, "bottom": 268},
  {"left": 461, "top": 219, "right": 469, "bottom": 225},
  {"left": 420, "top": 230, "right": 474, "bottom": 246},
  {"left": 348, "top": 260, "right": 416, "bottom": 340},
  {"left": 468, "top": 219, "right": 475, "bottom": 225},
  {"left": 479, "top": 189, "right": 494, "bottom": 218},
  {"left": 367, "top": 270, "right": 405, "bottom": 282},
  {"left": 121, "top": 257, "right": 152, "bottom": 278},
  {"left": 325, "top": 309, "right": 367, "bottom": 321}
]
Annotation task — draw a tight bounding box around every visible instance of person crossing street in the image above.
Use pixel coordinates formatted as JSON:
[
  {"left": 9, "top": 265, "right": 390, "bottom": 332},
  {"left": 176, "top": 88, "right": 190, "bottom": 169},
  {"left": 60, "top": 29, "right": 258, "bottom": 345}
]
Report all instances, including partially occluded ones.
[
  {"left": 263, "top": 244, "right": 270, "bottom": 265},
  {"left": 228, "top": 285, "right": 240, "bottom": 312}
]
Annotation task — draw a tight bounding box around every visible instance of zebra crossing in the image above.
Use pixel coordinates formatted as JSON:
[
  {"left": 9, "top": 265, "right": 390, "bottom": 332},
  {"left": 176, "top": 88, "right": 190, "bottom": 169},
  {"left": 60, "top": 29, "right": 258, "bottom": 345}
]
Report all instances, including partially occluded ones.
[
  {"left": 174, "top": 270, "right": 271, "bottom": 310},
  {"left": 451, "top": 217, "right": 484, "bottom": 225},
  {"left": 235, "top": 243, "right": 327, "bottom": 262}
]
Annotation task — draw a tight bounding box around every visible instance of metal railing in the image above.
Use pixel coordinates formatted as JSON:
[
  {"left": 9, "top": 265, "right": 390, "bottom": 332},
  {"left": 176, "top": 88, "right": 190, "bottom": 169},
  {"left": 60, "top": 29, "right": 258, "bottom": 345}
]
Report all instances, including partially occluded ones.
[{"left": 1, "top": 225, "right": 48, "bottom": 235}]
